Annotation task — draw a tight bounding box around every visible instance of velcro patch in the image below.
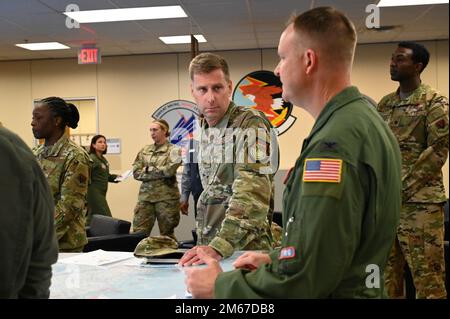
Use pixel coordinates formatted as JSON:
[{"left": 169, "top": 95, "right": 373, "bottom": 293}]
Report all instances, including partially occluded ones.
[
  {"left": 279, "top": 246, "right": 296, "bottom": 260},
  {"left": 303, "top": 158, "right": 342, "bottom": 183},
  {"left": 78, "top": 174, "right": 87, "bottom": 185},
  {"left": 436, "top": 119, "right": 446, "bottom": 129},
  {"left": 283, "top": 167, "right": 294, "bottom": 185}
]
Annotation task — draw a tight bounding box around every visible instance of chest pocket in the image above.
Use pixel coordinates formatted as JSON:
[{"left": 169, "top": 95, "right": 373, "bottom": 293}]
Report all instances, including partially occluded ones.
[
  {"left": 41, "top": 159, "right": 63, "bottom": 197},
  {"left": 392, "top": 106, "right": 426, "bottom": 143},
  {"left": 146, "top": 150, "right": 169, "bottom": 168}
]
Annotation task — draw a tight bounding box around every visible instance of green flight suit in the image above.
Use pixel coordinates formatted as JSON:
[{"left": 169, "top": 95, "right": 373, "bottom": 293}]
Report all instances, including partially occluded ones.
[
  {"left": 215, "top": 86, "right": 402, "bottom": 298},
  {"left": 86, "top": 152, "right": 118, "bottom": 225},
  {"left": 33, "top": 135, "right": 91, "bottom": 252},
  {"left": 0, "top": 126, "right": 58, "bottom": 298}
]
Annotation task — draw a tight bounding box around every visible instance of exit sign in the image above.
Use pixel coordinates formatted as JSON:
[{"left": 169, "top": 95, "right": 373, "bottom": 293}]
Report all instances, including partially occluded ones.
[{"left": 78, "top": 47, "right": 101, "bottom": 64}]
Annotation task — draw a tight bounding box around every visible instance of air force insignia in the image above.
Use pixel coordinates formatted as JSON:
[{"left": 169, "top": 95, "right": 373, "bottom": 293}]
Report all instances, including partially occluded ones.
[
  {"left": 279, "top": 246, "right": 296, "bottom": 260},
  {"left": 232, "top": 70, "right": 296, "bottom": 136}
]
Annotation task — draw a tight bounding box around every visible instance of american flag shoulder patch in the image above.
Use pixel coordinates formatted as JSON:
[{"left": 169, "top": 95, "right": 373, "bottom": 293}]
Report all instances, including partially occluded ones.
[{"left": 302, "top": 158, "right": 342, "bottom": 183}]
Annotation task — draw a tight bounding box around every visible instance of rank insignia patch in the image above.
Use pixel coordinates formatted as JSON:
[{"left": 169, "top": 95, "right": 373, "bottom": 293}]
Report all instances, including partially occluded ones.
[{"left": 303, "top": 158, "right": 342, "bottom": 183}]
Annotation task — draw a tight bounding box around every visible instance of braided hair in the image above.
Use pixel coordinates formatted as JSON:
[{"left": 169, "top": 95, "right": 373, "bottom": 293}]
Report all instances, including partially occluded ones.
[{"left": 39, "top": 97, "right": 80, "bottom": 129}]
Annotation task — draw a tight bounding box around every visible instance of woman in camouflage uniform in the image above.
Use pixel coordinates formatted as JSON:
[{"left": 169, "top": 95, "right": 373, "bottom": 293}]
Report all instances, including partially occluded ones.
[
  {"left": 132, "top": 119, "right": 182, "bottom": 240},
  {"left": 32, "top": 97, "right": 91, "bottom": 252}
]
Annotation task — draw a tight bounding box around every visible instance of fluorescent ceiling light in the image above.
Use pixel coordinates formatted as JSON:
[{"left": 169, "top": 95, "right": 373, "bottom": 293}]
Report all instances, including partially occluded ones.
[
  {"left": 378, "top": 0, "right": 448, "bottom": 7},
  {"left": 64, "top": 5, "right": 187, "bottom": 23},
  {"left": 159, "top": 35, "right": 206, "bottom": 44},
  {"left": 15, "top": 42, "right": 70, "bottom": 50}
]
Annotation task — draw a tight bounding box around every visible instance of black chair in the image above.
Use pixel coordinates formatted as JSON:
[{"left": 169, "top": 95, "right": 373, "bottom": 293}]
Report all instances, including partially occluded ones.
[
  {"left": 444, "top": 199, "right": 449, "bottom": 295},
  {"left": 273, "top": 211, "right": 282, "bottom": 226},
  {"left": 83, "top": 215, "right": 147, "bottom": 252},
  {"left": 445, "top": 241, "right": 449, "bottom": 295},
  {"left": 444, "top": 199, "right": 449, "bottom": 242},
  {"left": 178, "top": 230, "right": 197, "bottom": 249},
  {"left": 87, "top": 215, "right": 131, "bottom": 237},
  {"left": 404, "top": 264, "right": 415, "bottom": 299}
]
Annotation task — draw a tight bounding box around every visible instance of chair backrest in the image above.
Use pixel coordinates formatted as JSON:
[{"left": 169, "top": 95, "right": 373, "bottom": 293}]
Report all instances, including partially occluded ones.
[
  {"left": 88, "top": 215, "right": 131, "bottom": 237},
  {"left": 444, "top": 199, "right": 449, "bottom": 241},
  {"left": 273, "top": 211, "right": 282, "bottom": 227}
]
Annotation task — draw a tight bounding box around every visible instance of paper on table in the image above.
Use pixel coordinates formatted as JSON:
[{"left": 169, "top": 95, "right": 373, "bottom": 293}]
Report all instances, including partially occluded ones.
[
  {"left": 58, "top": 250, "right": 134, "bottom": 266},
  {"left": 114, "top": 169, "right": 133, "bottom": 182}
]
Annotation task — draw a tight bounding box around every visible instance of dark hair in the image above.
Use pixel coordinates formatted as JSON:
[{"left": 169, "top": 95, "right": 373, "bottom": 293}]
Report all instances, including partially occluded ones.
[
  {"left": 189, "top": 53, "right": 230, "bottom": 82},
  {"left": 39, "top": 97, "right": 80, "bottom": 129},
  {"left": 290, "top": 7, "right": 356, "bottom": 66},
  {"left": 398, "top": 41, "right": 430, "bottom": 73},
  {"left": 89, "top": 134, "right": 107, "bottom": 154}
]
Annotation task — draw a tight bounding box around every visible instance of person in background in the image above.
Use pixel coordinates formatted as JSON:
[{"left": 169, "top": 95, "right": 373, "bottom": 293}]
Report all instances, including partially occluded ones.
[
  {"left": 184, "top": 6, "right": 402, "bottom": 298},
  {"left": 180, "top": 137, "right": 203, "bottom": 219},
  {"left": 86, "top": 134, "right": 121, "bottom": 226},
  {"left": 0, "top": 124, "right": 58, "bottom": 298},
  {"left": 178, "top": 52, "right": 277, "bottom": 267},
  {"left": 132, "top": 119, "right": 182, "bottom": 240},
  {"left": 377, "top": 41, "right": 449, "bottom": 299},
  {"left": 32, "top": 97, "right": 91, "bottom": 252}
]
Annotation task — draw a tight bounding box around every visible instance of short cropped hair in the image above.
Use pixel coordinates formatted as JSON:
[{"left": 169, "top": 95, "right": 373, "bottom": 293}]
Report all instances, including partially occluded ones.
[
  {"left": 290, "top": 7, "right": 357, "bottom": 66},
  {"left": 189, "top": 52, "right": 230, "bottom": 82},
  {"left": 398, "top": 41, "right": 430, "bottom": 73}
]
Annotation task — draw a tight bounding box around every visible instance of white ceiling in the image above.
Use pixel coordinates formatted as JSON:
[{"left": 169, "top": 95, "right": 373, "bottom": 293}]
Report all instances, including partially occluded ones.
[{"left": 0, "top": 0, "right": 448, "bottom": 61}]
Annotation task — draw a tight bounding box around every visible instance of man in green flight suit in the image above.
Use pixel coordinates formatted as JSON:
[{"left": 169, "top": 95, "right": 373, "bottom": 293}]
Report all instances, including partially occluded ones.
[
  {"left": 178, "top": 52, "right": 278, "bottom": 265},
  {"left": 0, "top": 124, "right": 58, "bottom": 298},
  {"left": 184, "top": 7, "right": 402, "bottom": 298},
  {"left": 378, "top": 42, "right": 449, "bottom": 299}
]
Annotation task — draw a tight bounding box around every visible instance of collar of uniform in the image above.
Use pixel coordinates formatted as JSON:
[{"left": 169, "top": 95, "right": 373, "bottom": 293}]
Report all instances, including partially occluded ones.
[
  {"left": 394, "top": 83, "right": 429, "bottom": 104},
  {"left": 91, "top": 152, "right": 107, "bottom": 165},
  {"left": 202, "top": 101, "right": 235, "bottom": 139},
  {"left": 151, "top": 141, "right": 170, "bottom": 152},
  {"left": 307, "top": 86, "right": 362, "bottom": 140},
  {"left": 42, "top": 134, "right": 70, "bottom": 157}
]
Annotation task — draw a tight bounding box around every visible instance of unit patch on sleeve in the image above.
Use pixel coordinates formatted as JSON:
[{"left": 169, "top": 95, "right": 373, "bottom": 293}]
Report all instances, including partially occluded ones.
[
  {"left": 279, "top": 246, "right": 296, "bottom": 260},
  {"left": 302, "top": 158, "right": 342, "bottom": 183}
]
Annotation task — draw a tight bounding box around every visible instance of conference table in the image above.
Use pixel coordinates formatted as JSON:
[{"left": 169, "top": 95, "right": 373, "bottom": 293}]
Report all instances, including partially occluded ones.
[{"left": 50, "top": 250, "right": 240, "bottom": 299}]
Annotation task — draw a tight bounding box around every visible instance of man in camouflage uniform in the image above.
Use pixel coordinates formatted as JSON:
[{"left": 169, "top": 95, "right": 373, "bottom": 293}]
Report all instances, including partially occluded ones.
[
  {"left": 377, "top": 42, "right": 449, "bottom": 299},
  {"left": 132, "top": 119, "right": 182, "bottom": 240},
  {"left": 32, "top": 98, "right": 91, "bottom": 253},
  {"left": 179, "top": 52, "right": 278, "bottom": 266}
]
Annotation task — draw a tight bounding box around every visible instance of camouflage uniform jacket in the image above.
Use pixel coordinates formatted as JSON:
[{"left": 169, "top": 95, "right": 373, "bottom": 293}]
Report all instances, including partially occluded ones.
[
  {"left": 197, "top": 101, "right": 277, "bottom": 258},
  {"left": 33, "top": 135, "right": 91, "bottom": 252},
  {"left": 378, "top": 84, "right": 449, "bottom": 203},
  {"left": 133, "top": 141, "right": 181, "bottom": 203}
]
